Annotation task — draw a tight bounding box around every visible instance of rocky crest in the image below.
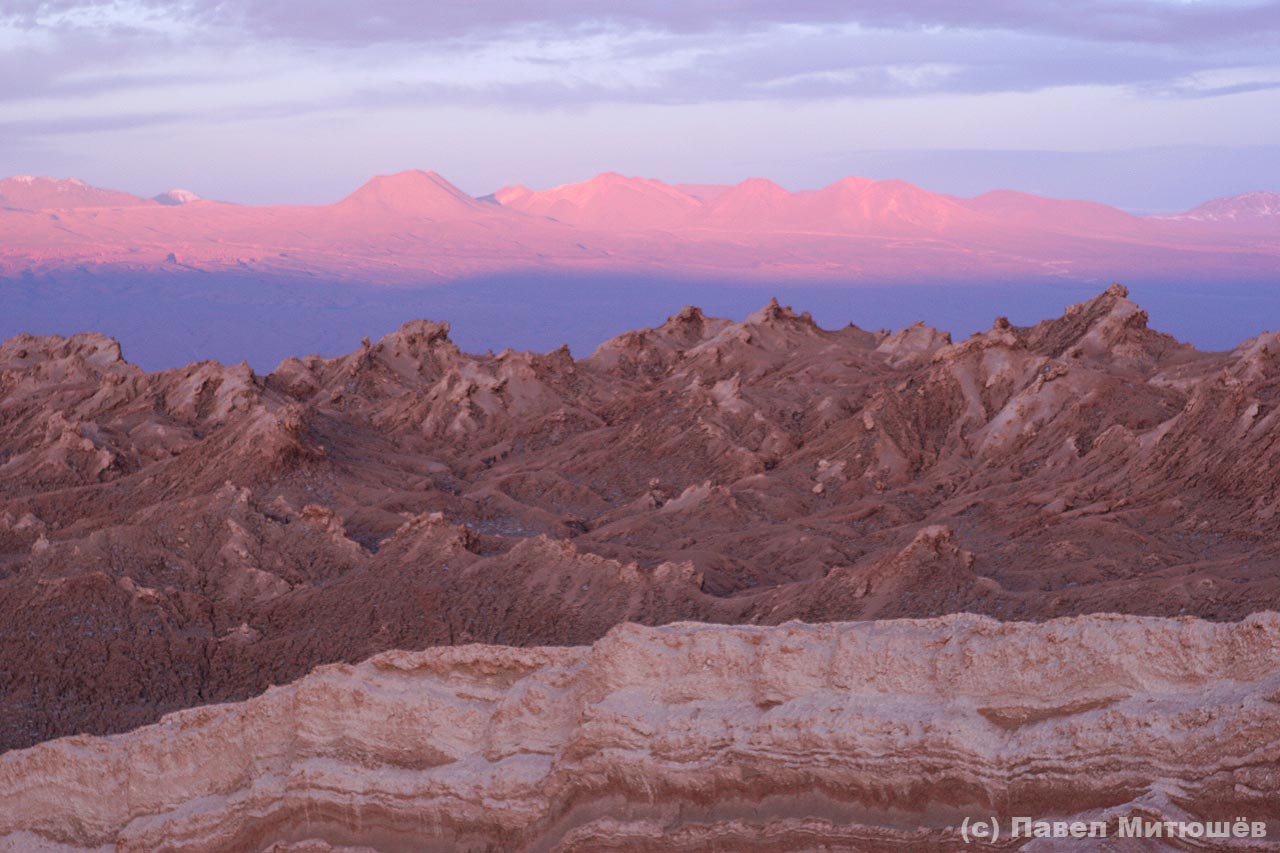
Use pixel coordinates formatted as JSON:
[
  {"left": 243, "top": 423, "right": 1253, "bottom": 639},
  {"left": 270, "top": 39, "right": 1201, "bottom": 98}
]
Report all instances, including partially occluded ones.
[
  {"left": 1, "top": 613, "right": 1277, "bottom": 851},
  {"left": 3, "top": 287, "right": 1280, "bottom": 751}
]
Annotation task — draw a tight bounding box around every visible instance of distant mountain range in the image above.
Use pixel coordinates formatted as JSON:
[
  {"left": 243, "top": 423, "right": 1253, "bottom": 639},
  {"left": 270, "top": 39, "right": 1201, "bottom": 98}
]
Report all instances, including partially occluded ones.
[
  {"left": 1164, "top": 190, "right": 1280, "bottom": 223},
  {"left": 1, "top": 171, "right": 1276, "bottom": 284}
]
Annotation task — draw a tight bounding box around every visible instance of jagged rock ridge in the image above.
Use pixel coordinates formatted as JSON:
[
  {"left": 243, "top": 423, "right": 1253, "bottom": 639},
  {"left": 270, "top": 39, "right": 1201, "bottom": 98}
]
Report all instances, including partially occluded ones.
[{"left": 2, "top": 285, "right": 1280, "bottom": 751}]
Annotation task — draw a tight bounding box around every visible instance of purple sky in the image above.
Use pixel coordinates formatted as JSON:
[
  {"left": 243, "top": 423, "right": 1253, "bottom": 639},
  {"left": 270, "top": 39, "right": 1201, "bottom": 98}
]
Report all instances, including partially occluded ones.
[{"left": 3, "top": 1, "right": 1279, "bottom": 212}]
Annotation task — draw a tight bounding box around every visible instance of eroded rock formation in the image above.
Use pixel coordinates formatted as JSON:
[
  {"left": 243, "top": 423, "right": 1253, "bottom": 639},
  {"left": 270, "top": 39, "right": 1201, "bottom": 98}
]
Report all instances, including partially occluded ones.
[
  {"left": 3, "top": 285, "right": 1280, "bottom": 750},
  {"left": 2, "top": 614, "right": 1278, "bottom": 851}
]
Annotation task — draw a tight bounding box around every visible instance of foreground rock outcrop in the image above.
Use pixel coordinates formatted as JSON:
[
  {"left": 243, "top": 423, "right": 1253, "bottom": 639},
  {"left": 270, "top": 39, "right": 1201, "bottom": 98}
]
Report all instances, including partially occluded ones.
[
  {"left": 2, "top": 613, "right": 1278, "bottom": 852},
  {"left": 4, "top": 285, "right": 1280, "bottom": 751}
]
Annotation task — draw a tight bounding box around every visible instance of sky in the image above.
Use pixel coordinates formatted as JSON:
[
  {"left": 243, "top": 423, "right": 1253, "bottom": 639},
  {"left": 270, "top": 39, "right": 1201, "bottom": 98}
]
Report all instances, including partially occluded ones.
[{"left": 2, "top": 1, "right": 1279, "bottom": 212}]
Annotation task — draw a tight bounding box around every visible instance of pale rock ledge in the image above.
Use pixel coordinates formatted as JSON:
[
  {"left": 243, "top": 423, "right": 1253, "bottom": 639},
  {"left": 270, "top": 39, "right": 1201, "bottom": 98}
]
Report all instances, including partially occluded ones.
[{"left": 2, "top": 613, "right": 1279, "bottom": 852}]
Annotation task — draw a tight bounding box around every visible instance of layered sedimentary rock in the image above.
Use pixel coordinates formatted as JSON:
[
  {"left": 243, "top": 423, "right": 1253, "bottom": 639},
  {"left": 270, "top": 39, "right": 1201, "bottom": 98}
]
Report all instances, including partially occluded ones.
[
  {"left": 4, "top": 285, "right": 1280, "bottom": 750},
  {"left": 2, "top": 613, "right": 1278, "bottom": 852}
]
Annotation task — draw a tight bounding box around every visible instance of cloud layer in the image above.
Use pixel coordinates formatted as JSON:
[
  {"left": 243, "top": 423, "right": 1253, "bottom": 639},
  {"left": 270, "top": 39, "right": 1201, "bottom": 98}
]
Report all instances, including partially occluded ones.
[
  {"left": 11, "top": 0, "right": 1280, "bottom": 43},
  {"left": 2, "top": 1, "right": 1278, "bottom": 205},
  {"left": 6, "top": 1, "right": 1280, "bottom": 107}
]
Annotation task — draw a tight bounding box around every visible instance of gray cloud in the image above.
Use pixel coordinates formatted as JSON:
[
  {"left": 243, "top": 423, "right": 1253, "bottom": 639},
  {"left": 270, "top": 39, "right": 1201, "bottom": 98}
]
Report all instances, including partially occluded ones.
[
  {"left": 0, "top": 110, "right": 184, "bottom": 135},
  {"left": 1, "top": 0, "right": 1278, "bottom": 137},
  {"left": 7, "top": 1, "right": 1280, "bottom": 44}
]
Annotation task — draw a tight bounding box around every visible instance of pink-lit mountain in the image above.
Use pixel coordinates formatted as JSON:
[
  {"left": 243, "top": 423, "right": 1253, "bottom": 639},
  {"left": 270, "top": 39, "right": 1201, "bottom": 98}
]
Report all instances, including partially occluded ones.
[
  {"left": 1, "top": 171, "right": 1276, "bottom": 283},
  {"left": 1163, "top": 191, "right": 1280, "bottom": 226},
  {"left": 0, "top": 175, "right": 156, "bottom": 211},
  {"left": 494, "top": 171, "right": 702, "bottom": 230}
]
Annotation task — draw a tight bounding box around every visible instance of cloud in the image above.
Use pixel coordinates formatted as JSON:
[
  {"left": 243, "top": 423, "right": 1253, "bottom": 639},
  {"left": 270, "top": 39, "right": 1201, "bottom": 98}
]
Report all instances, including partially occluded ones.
[
  {"left": 0, "top": 110, "right": 182, "bottom": 135},
  {"left": 1, "top": 0, "right": 1278, "bottom": 148},
  {"left": 1183, "top": 80, "right": 1280, "bottom": 97},
  {"left": 11, "top": 0, "right": 1278, "bottom": 45}
]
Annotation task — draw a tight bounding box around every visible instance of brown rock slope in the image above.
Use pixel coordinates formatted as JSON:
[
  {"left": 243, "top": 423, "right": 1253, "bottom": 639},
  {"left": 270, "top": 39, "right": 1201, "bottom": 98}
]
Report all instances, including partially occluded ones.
[
  {"left": 2, "top": 614, "right": 1278, "bottom": 851},
  {"left": 3, "top": 284, "right": 1280, "bottom": 751}
]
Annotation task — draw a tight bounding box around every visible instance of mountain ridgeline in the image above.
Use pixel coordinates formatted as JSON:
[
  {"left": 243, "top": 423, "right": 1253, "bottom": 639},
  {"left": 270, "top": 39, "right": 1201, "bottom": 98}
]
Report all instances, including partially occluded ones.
[{"left": 1, "top": 172, "right": 1277, "bottom": 284}]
